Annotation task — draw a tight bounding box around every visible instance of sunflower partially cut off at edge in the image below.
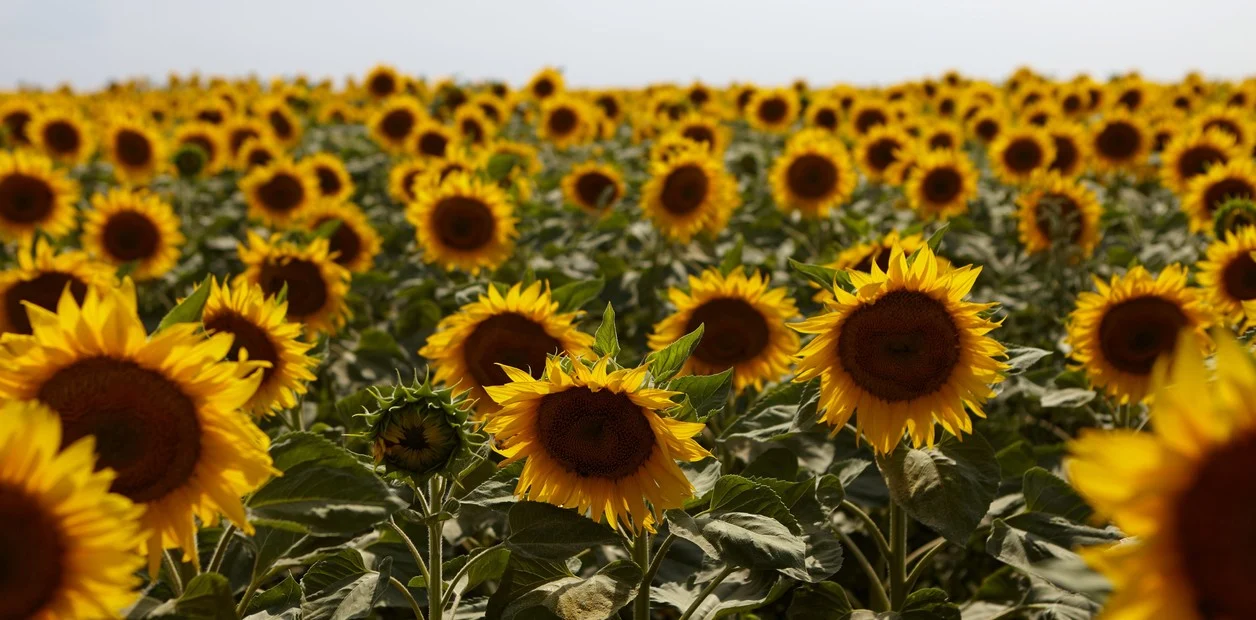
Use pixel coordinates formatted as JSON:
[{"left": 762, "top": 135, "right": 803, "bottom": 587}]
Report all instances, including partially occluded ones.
[
  {"left": 1067, "top": 265, "right": 1213, "bottom": 404},
  {"left": 1196, "top": 226, "right": 1256, "bottom": 327},
  {"left": 484, "top": 356, "right": 711, "bottom": 533},
  {"left": 420, "top": 281, "right": 593, "bottom": 414},
  {"left": 905, "top": 149, "right": 979, "bottom": 219},
  {"left": 102, "top": 116, "right": 166, "bottom": 184},
  {"left": 0, "top": 400, "right": 144, "bottom": 619},
  {"left": 0, "top": 282, "right": 275, "bottom": 573},
  {"left": 641, "top": 149, "right": 740, "bottom": 243},
  {"left": 794, "top": 245, "right": 1007, "bottom": 454},
  {"left": 240, "top": 157, "right": 320, "bottom": 228},
  {"left": 649, "top": 267, "right": 799, "bottom": 393},
  {"left": 562, "top": 161, "right": 627, "bottom": 214},
  {"left": 408, "top": 172, "right": 517, "bottom": 274},
  {"left": 83, "top": 188, "right": 184, "bottom": 280},
  {"left": 1068, "top": 332, "right": 1256, "bottom": 620},
  {"left": 769, "top": 129, "right": 857, "bottom": 218},
  {"left": 235, "top": 232, "right": 352, "bottom": 335},
  {"left": 1015, "top": 172, "right": 1102, "bottom": 257},
  {"left": 300, "top": 152, "right": 355, "bottom": 204},
  {"left": 0, "top": 150, "right": 80, "bottom": 241},
  {"left": 0, "top": 239, "right": 115, "bottom": 336},
  {"left": 1181, "top": 158, "right": 1256, "bottom": 234}
]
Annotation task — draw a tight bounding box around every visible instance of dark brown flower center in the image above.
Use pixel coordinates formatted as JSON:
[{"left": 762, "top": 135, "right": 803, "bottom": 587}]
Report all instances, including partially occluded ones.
[
  {"left": 838, "top": 289, "right": 961, "bottom": 402},
  {"left": 1117, "top": 89, "right": 1143, "bottom": 111},
  {"left": 43, "top": 120, "right": 80, "bottom": 155},
  {"left": 547, "top": 107, "right": 578, "bottom": 136},
  {"left": 533, "top": 78, "right": 555, "bottom": 99},
  {"left": 660, "top": 164, "right": 710, "bottom": 215},
  {"left": 684, "top": 297, "right": 770, "bottom": 369},
  {"left": 1221, "top": 252, "right": 1256, "bottom": 303},
  {"left": 369, "top": 73, "right": 397, "bottom": 98},
  {"left": 463, "top": 312, "right": 562, "bottom": 388},
  {"left": 689, "top": 87, "right": 710, "bottom": 106},
  {"left": 575, "top": 171, "right": 619, "bottom": 208},
  {"left": 922, "top": 167, "right": 963, "bottom": 204},
  {"left": 938, "top": 98, "right": 956, "bottom": 117},
  {"left": 1003, "top": 138, "right": 1044, "bottom": 173},
  {"left": 197, "top": 109, "right": 224, "bottom": 124},
  {"left": 975, "top": 119, "right": 1000, "bottom": 142},
  {"left": 1096, "top": 121, "right": 1141, "bottom": 161},
  {"left": 929, "top": 133, "right": 955, "bottom": 150},
  {"left": 787, "top": 153, "right": 839, "bottom": 199},
  {"left": 381, "top": 109, "right": 415, "bottom": 140},
  {"left": 258, "top": 258, "right": 328, "bottom": 319},
  {"left": 536, "top": 386, "right": 655, "bottom": 479},
  {"left": 1203, "top": 178, "right": 1256, "bottom": 215},
  {"left": 315, "top": 166, "right": 343, "bottom": 197},
  {"left": 432, "top": 196, "right": 496, "bottom": 251},
  {"left": 315, "top": 216, "right": 362, "bottom": 267},
  {"left": 247, "top": 147, "right": 274, "bottom": 169},
  {"left": 1177, "top": 145, "right": 1225, "bottom": 182},
  {"left": 851, "top": 249, "right": 893, "bottom": 274},
  {"left": 855, "top": 109, "right": 887, "bottom": 135},
  {"left": 228, "top": 127, "right": 259, "bottom": 157},
  {"left": 0, "top": 484, "right": 64, "bottom": 619},
  {"left": 0, "top": 172, "right": 55, "bottom": 224},
  {"left": 3, "top": 271, "right": 86, "bottom": 335},
  {"left": 401, "top": 170, "right": 421, "bottom": 202},
  {"left": 595, "top": 96, "right": 620, "bottom": 120},
  {"left": 814, "top": 108, "right": 838, "bottom": 130},
  {"left": 1062, "top": 94, "right": 1082, "bottom": 114},
  {"left": 204, "top": 311, "right": 280, "bottom": 385},
  {"left": 268, "top": 109, "right": 294, "bottom": 139},
  {"left": 418, "top": 131, "right": 449, "bottom": 157},
  {"left": 682, "top": 125, "right": 716, "bottom": 148},
  {"left": 865, "top": 138, "right": 901, "bottom": 173},
  {"left": 257, "top": 172, "right": 305, "bottom": 214},
  {"left": 102, "top": 211, "right": 160, "bottom": 262},
  {"left": 115, "top": 129, "right": 154, "bottom": 167},
  {"left": 461, "top": 119, "right": 485, "bottom": 144},
  {"left": 1097, "top": 296, "right": 1187, "bottom": 375},
  {"left": 1050, "top": 136, "right": 1079, "bottom": 173},
  {"left": 736, "top": 89, "right": 756, "bottom": 111},
  {"left": 38, "top": 357, "right": 202, "bottom": 502},
  {"left": 2, "top": 111, "right": 31, "bottom": 144},
  {"left": 757, "top": 98, "right": 788, "bottom": 124}
]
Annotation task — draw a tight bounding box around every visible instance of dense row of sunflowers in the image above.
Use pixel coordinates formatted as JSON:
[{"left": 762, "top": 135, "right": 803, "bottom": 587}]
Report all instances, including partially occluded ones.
[{"left": 1, "top": 63, "right": 1255, "bottom": 619}]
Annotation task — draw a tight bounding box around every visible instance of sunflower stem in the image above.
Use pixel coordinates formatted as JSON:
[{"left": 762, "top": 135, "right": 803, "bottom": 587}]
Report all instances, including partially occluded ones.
[
  {"left": 642, "top": 532, "right": 676, "bottom": 595},
  {"left": 390, "top": 576, "right": 426, "bottom": 620},
  {"left": 832, "top": 523, "right": 890, "bottom": 612},
  {"left": 905, "top": 538, "right": 947, "bottom": 592},
  {"left": 388, "top": 518, "right": 430, "bottom": 588},
  {"left": 632, "top": 531, "right": 651, "bottom": 620},
  {"left": 678, "top": 565, "right": 735, "bottom": 620},
  {"left": 840, "top": 500, "right": 891, "bottom": 560},
  {"left": 163, "top": 549, "right": 185, "bottom": 597},
  {"left": 427, "top": 476, "right": 446, "bottom": 620},
  {"left": 888, "top": 500, "right": 909, "bottom": 611},
  {"left": 205, "top": 522, "right": 237, "bottom": 575}
]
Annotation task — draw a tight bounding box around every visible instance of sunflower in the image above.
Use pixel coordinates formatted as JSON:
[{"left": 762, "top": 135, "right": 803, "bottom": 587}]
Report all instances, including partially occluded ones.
[
  {"left": 0, "top": 239, "right": 115, "bottom": 336},
  {"left": 793, "top": 245, "right": 1006, "bottom": 454},
  {"left": 365, "top": 64, "right": 403, "bottom": 100},
  {"left": 102, "top": 117, "right": 165, "bottom": 184},
  {"left": 989, "top": 125, "right": 1056, "bottom": 184},
  {"left": 526, "top": 67, "right": 565, "bottom": 102},
  {"left": 1067, "top": 265, "right": 1213, "bottom": 403},
  {"left": 201, "top": 278, "right": 318, "bottom": 416},
  {"left": 769, "top": 130, "right": 856, "bottom": 217},
  {"left": 82, "top": 188, "right": 184, "bottom": 280},
  {"left": 0, "top": 282, "right": 274, "bottom": 569},
  {"left": 746, "top": 87, "right": 800, "bottom": 133},
  {"left": 470, "top": 92, "right": 509, "bottom": 126},
  {"left": 672, "top": 113, "right": 729, "bottom": 154},
  {"left": 1043, "top": 121, "right": 1090, "bottom": 178},
  {"left": 0, "top": 96, "right": 38, "bottom": 146},
  {"left": 236, "top": 136, "right": 281, "bottom": 171},
  {"left": 388, "top": 157, "right": 429, "bottom": 204},
  {"left": 591, "top": 90, "right": 625, "bottom": 126},
  {"left": 421, "top": 281, "right": 593, "bottom": 413},
  {"left": 1182, "top": 159, "right": 1256, "bottom": 233},
  {"left": 1192, "top": 104, "right": 1253, "bottom": 150},
  {"left": 189, "top": 98, "right": 230, "bottom": 125},
  {"left": 921, "top": 120, "right": 963, "bottom": 151},
  {"left": 480, "top": 138, "right": 543, "bottom": 177},
  {"left": 805, "top": 96, "right": 842, "bottom": 132},
  {"left": 847, "top": 98, "right": 892, "bottom": 138},
  {"left": 300, "top": 152, "right": 355, "bottom": 203},
  {"left": 222, "top": 116, "right": 268, "bottom": 161},
  {"left": 235, "top": 232, "right": 352, "bottom": 335},
  {"left": 240, "top": 157, "right": 319, "bottom": 227},
  {"left": 300, "top": 201, "right": 382, "bottom": 273},
  {"left": 410, "top": 119, "right": 455, "bottom": 159},
  {"left": 830, "top": 230, "right": 943, "bottom": 276},
  {"left": 905, "top": 149, "right": 979, "bottom": 219},
  {"left": 317, "top": 99, "right": 360, "bottom": 125},
  {"left": 562, "top": 161, "right": 627, "bottom": 214},
  {"left": 484, "top": 355, "right": 709, "bottom": 532},
  {"left": 966, "top": 106, "right": 1008, "bottom": 144},
  {"left": 255, "top": 96, "right": 302, "bottom": 148},
  {"left": 29, "top": 108, "right": 95, "bottom": 166},
  {"left": 1192, "top": 226, "right": 1256, "bottom": 329},
  {"left": 454, "top": 105, "right": 495, "bottom": 147},
  {"left": 408, "top": 172, "right": 517, "bottom": 274},
  {"left": 0, "top": 151, "right": 79, "bottom": 241},
  {"left": 1055, "top": 83, "right": 1090, "bottom": 118},
  {"left": 648, "top": 268, "right": 799, "bottom": 392},
  {"left": 856, "top": 124, "right": 913, "bottom": 182},
  {"left": 0, "top": 400, "right": 144, "bottom": 619},
  {"left": 1089, "top": 110, "right": 1151, "bottom": 174},
  {"left": 641, "top": 148, "right": 740, "bottom": 243},
  {"left": 1160, "top": 127, "right": 1241, "bottom": 194},
  {"left": 538, "top": 94, "right": 595, "bottom": 148},
  {"left": 369, "top": 96, "right": 425, "bottom": 154},
  {"left": 1066, "top": 332, "right": 1256, "bottom": 619},
  {"left": 173, "top": 122, "right": 227, "bottom": 175},
  {"left": 1015, "top": 173, "right": 1102, "bottom": 257}
]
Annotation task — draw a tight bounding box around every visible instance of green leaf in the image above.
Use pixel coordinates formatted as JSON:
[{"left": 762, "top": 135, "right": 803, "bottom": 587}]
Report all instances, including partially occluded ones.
[
  {"left": 925, "top": 223, "right": 949, "bottom": 251},
  {"left": 550, "top": 278, "right": 605, "bottom": 313},
  {"left": 312, "top": 218, "right": 342, "bottom": 240},
  {"left": 503, "top": 560, "right": 642, "bottom": 620},
  {"left": 592, "top": 303, "right": 619, "bottom": 359},
  {"left": 786, "top": 582, "right": 852, "bottom": 619},
  {"left": 175, "top": 573, "right": 236, "bottom": 620},
  {"left": 506, "top": 501, "right": 621, "bottom": 560},
  {"left": 487, "top": 555, "right": 574, "bottom": 619},
  {"left": 877, "top": 433, "right": 1001, "bottom": 544},
  {"left": 720, "top": 380, "right": 819, "bottom": 442},
  {"left": 702, "top": 512, "right": 807, "bottom": 571},
  {"left": 333, "top": 387, "right": 378, "bottom": 423},
  {"left": 986, "top": 513, "right": 1117, "bottom": 597},
  {"left": 647, "top": 324, "right": 704, "bottom": 382},
  {"left": 719, "top": 236, "right": 745, "bottom": 275},
  {"left": 248, "top": 432, "right": 407, "bottom": 535},
  {"left": 355, "top": 329, "right": 404, "bottom": 363},
  {"left": 1004, "top": 347, "right": 1053, "bottom": 375},
  {"left": 901, "top": 588, "right": 960, "bottom": 620},
  {"left": 1040, "top": 388, "right": 1097, "bottom": 408},
  {"left": 487, "top": 153, "right": 519, "bottom": 181},
  {"left": 995, "top": 441, "right": 1037, "bottom": 480},
  {"left": 667, "top": 369, "right": 734, "bottom": 420},
  {"left": 653, "top": 567, "right": 790, "bottom": 620},
  {"left": 410, "top": 545, "right": 511, "bottom": 594},
  {"left": 157, "top": 276, "right": 212, "bottom": 332},
  {"left": 742, "top": 447, "right": 799, "bottom": 480},
  {"left": 788, "top": 258, "right": 848, "bottom": 294},
  {"left": 1023, "top": 467, "right": 1094, "bottom": 523},
  {"left": 245, "top": 574, "right": 303, "bottom": 617},
  {"left": 708, "top": 475, "right": 801, "bottom": 533},
  {"left": 302, "top": 552, "right": 393, "bottom": 620}
]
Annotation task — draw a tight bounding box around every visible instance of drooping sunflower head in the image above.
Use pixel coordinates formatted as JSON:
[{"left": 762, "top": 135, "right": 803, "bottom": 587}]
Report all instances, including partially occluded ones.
[
  {"left": 0, "top": 238, "right": 114, "bottom": 336},
  {"left": 1196, "top": 226, "right": 1256, "bottom": 326},
  {"left": 641, "top": 148, "right": 740, "bottom": 243},
  {"left": 420, "top": 281, "right": 594, "bottom": 413},
  {"left": 30, "top": 107, "right": 95, "bottom": 166},
  {"left": 848, "top": 98, "right": 892, "bottom": 138},
  {"left": 173, "top": 121, "right": 227, "bottom": 175},
  {"left": 1160, "top": 127, "right": 1241, "bottom": 195},
  {"left": 769, "top": 130, "right": 857, "bottom": 217},
  {"left": 364, "top": 64, "right": 402, "bottom": 100},
  {"left": 299, "top": 152, "right": 355, "bottom": 203},
  {"left": 0, "top": 282, "right": 275, "bottom": 569},
  {"left": 794, "top": 245, "right": 1007, "bottom": 454},
  {"left": 408, "top": 172, "right": 517, "bottom": 274},
  {"left": 526, "top": 67, "right": 565, "bottom": 102},
  {"left": 369, "top": 96, "right": 426, "bottom": 154},
  {"left": 83, "top": 188, "right": 184, "bottom": 280},
  {"left": 905, "top": 149, "right": 979, "bottom": 220},
  {"left": 1183, "top": 158, "right": 1256, "bottom": 233},
  {"left": 201, "top": 278, "right": 318, "bottom": 416},
  {"left": 989, "top": 125, "right": 1056, "bottom": 184},
  {"left": 235, "top": 232, "right": 353, "bottom": 335},
  {"left": 538, "top": 94, "right": 595, "bottom": 148},
  {"left": 103, "top": 116, "right": 166, "bottom": 184},
  {"left": 1066, "top": 265, "right": 1213, "bottom": 403},
  {"left": 562, "top": 161, "right": 627, "bottom": 214},
  {"left": 1043, "top": 120, "right": 1090, "bottom": 178},
  {"left": 240, "top": 157, "right": 320, "bottom": 227},
  {"left": 1089, "top": 110, "right": 1152, "bottom": 173},
  {"left": 649, "top": 267, "right": 800, "bottom": 392},
  {"left": 454, "top": 105, "right": 496, "bottom": 147},
  {"left": 300, "top": 201, "right": 382, "bottom": 273},
  {"left": 410, "top": 118, "right": 455, "bottom": 159},
  {"left": 856, "top": 124, "right": 913, "bottom": 183},
  {"left": 364, "top": 377, "right": 477, "bottom": 479},
  {"left": 746, "top": 87, "right": 800, "bottom": 133},
  {"left": 484, "top": 355, "right": 710, "bottom": 532},
  {"left": 1015, "top": 172, "right": 1103, "bottom": 257},
  {"left": 0, "top": 151, "right": 79, "bottom": 242}
]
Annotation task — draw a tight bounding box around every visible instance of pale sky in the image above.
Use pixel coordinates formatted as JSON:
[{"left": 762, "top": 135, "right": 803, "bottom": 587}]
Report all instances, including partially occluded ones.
[{"left": 1, "top": 0, "right": 1252, "bottom": 90}]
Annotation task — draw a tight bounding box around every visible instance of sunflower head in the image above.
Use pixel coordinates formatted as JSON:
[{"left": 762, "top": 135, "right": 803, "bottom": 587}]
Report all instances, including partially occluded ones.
[
  {"left": 905, "top": 149, "right": 979, "bottom": 220},
  {"left": 746, "top": 88, "right": 800, "bottom": 133},
  {"left": 484, "top": 355, "right": 711, "bottom": 532},
  {"left": 363, "top": 376, "right": 479, "bottom": 480},
  {"left": 966, "top": 106, "right": 1009, "bottom": 144},
  {"left": 235, "top": 232, "right": 353, "bottom": 335},
  {"left": 1043, "top": 120, "right": 1090, "bottom": 178},
  {"left": 0, "top": 238, "right": 115, "bottom": 336},
  {"left": 769, "top": 130, "right": 856, "bottom": 217},
  {"left": 562, "top": 161, "right": 627, "bottom": 214},
  {"left": 990, "top": 125, "right": 1056, "bottom": 184},
  {"left": 408, "top": 172, "right": 518, "bottom": 274},
  {"left": 236, "top": 136, "right": 282, "bottom": 171},
  {"left": 794, "top": 245, "right": 1007, "bottom": 454},
  {"left": 805, "top": 96, "right": 842, "bottom": 132},
  {"left": 257, "top": 96, "right": 303, "bottom": 148},
  {"left": 173, "top": 122, "right": 226, "bottom": 175},
  {"left": 30, "top": 107, "right": 95, "bottom": 166},
  {"left": 538, "top": 95, "right": 595, "bottom": 148},
  {"left": 301, "top": 201, "right": 382, "bottom": 273},
  {"left": 410, "top": 119, "right": 455, "bottom": 159},
  {"left": 1090, "top": 110, "right": 1151, "bottom": 173},
  {"left": 365, "top": 64, "right": 402, "bottom": 100},
  {"left": 83, "top": 188, "right": 185, "bottom": 280},
  {"left": 672, "top": 113, "right": 729, "bottom": 154},
  {"left": 1160, "top": 127, "right": 1241, "bottom": 194},
  {"left": 300, "top": 152, "right": 355, "bottom": 203},
  {"left": 1183, "top": 158, "right": 1256, "bottom": 233},
  {"left": 370, "top": 96, "right": 426, "bottom": 153},
  {"left": 1213, "top": 196, "right": 1256, "bottom": 238},
  {"left": 641, "top": 149, "right": 740, "bottom": 243},
  {"left": 848, "top": 98, "right": 892, "bottom": 137},
  {"left": 856, "top": 124, "right": 913, "bottom": 183},
  {"left": 0, "top": 151, "right": 80, "bottom": 241},
  {"left": 1015, "top": 172, "right": 1102, "bottom": 257},
  {"left": 1193, "top": 104, "right": 1253, "bottom": 150},
  {"left": 240, "top": 157, "right": 320, "bottom": 227},
  {"left": 454, "top": 105, "right": 496, "bottom": 147},
  {"left": 526, "top": 67, "right": 565, "bottom": 101},
  {"left": 0, "top": 97, "right": 37, "bottom": 146},
  {"left": 104, "top": 116, "right": 166, "bottom": 184}
]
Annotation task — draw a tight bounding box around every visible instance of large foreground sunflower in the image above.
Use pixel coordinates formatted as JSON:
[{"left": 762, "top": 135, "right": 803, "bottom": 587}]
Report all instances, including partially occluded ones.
[
  {"left": 641, "top": 149, "right": 739, "bottom": 242},
  {"left": 202, "top": 279, "right": 318, "bottom": 416},
  {"left": 301, "top": 201, "right": 382, "bottom": 273},
  {"left": 769, "top": 130, "right": 857, "bottom": 217},
  {"left": 236, "top": 233, "right": 352, "bottom": 335},
  {"left": 0, "top": 401, "right": 144, "bottom": 619},
  {"left": 420, "top": 281, "right": 593, "bottom": 413},
  {"left": 905, "top": 149, "right": 979, "bottom": 219},
  {"left": 649, "top": 267, "right": 799, "bottom": 392},
  {"left": 1182, "top": 158, "right": 1256, "bottom": 233},
  {"left": 408, "top": 172, "right": 517, "bottom": 274},
  {"left": 484, "top": 356, "right": 710, "bottom": 532},
  {"left": 794, "top": 245, "right": 1006, "bottom": 454},
  {"left": 561, "top": 161, "right": 626, "bottom": 214},
  {"left": 1196, "top": 226, "right": 1256, "bottom": 326},
  {"left": 1067, "top": 265, "right": 1213, "bottom": 403},
  {"left": 240, "top": 157, "right": 319, "bottom": 227},
  {"left": 1068, "top": 332, "right": 1256, "bottom": 619},
  {"left": 83, "top": 188, "right": 184, "bottom": 280},
  {"left": 0, "top": 239, "right": 114, "bottom": 336},
  {"left": 1015, "top": 173, "right": 1102, "bottom": 257},
  {"left": 0, "top": 282, "right": 274, "bottom": 569},
  {"left": 0, "top": 151, "right": 79, "bottom": 241}
]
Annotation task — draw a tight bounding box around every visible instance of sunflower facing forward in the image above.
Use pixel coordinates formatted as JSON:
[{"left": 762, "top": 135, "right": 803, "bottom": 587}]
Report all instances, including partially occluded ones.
[
  {"left": 300, "top": 152, "right": 355, "bottom": 204},
  {"left": 29, "top": 107, "right": 95, "bottom": 166},
  {"left": 1196, "top": 226, "right": 1256, "bottom": 326},
  {"left": 0, "top": 282, "right": 275, "bottom": 570},
  {"left": 562, "top": 161, "right": 627, "bottom": 214},
  {"left": 746, "top": 87, "right": 801, "bottom": 133},
  {"left": 202, "top": 278, "right": 318, "bottom": 416},
  {"left": 641, "top": 149, "right": 740, "bottom": 242},
  {"left": 1015, "top": 173, "right": 1102, "bottom": 257},
  {"left": 1159, "top": 127, "right": 1240, "bottom": 195},
  {"left": 421, "top": 281, "right": 594, "bottom": 413},
  {"left": 649, "top": 268, "right": 799, "bottom": 392},
  {"left": 235, "top": 232, "right": 352, "bottom": 335},
  {"left": 905, "top": 149, "right": 979, "bottom": 219},
  {"left": 1089, "top": 110, "right": 1151, "bottom": 174},
  {"left": 0, "top": 401, "right": 144, "bottom": 619},
  {"left": 240, "top": 157, "right": 319, "bottom": 227},
  {"left": 794, "top": 245, "right": 1006, "bottom": 454},
  {"left": 1067, "top": 265, "right": 1213, "bottom": 403},
  {"left": 408, "top": 172, "right": 517, "bottom": 274},
  {"left": 989, "top": 125, "right": 1056, "bottom": 184},
  {"left": 103, "top": 116, "right": 166, "bottom": 184},
  {"left": 484, "top": 356, "right": 710, "bottom": 532},
  {"left": 538, "top": 95, "right": 595, "bottom": 149},
  {"left": 856, "top": 124, "right": 913, "bottom": 183},
  {"left": 770, "top": 129, "right": 857, "bottom": 218},
  {"left": 300, "top": 201, "right": 382, "bottom": 273},
  {"left": 1182, "top": 158, "right": 1256, "bottom": 233},
  {"left": 369, "top": 96, "right": 425, "bottom": 154},
  {"left": 1068, "top": 332, "right": 1256, "bottom": 619},
  {"left": 0, "top": 239, "right": 115, "bottom": 336},
  {"left": 0, "top": 151, "right": 79, "bottom": 241},
  {"left": 83, "top": 188, "right": 184, "bottom": 280}
]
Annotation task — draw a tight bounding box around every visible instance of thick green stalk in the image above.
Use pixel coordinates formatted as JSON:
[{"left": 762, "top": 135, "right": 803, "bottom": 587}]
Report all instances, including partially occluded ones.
[
  {"left": 632, "top": 532, "right": 651, "bottom": 620},
  {"left": 888, "top": 501, "right": 908, "bottom": 610},
  {"left": 428, "top": 477, "right": 445, "bottom": 620}
]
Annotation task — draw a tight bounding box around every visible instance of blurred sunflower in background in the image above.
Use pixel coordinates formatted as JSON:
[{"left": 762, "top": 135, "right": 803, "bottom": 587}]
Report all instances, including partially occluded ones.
[
  {"left": 905, "top": 149, "right": 978, "bottom": 219},
  {"left": 1090, "top": 110, "right": 1151, "bottom": 174},
  {"left": 0, "top": 96, "right": 38, "bottom": 146},
  {"left": 1196, "top": 226, "right": 1256, "bottom": 326},
  {"left": 236, "top": 232, "right": 352, "bottom": 335},
  {"left": 29, "top": 107, "right": 94, "bottom": 166},
  {"left": 1016, "top": 172, "right": 1102, "bottom": 257},
  {"left": 236, "top": 135, "right": 281, "bottom": 171},
  {"left": 300, "top": 152, "right": 355, "bottom": 203},
  {"left": 173, "top": 122, "right": 227, "bottom": 175},
  {"left": 856, "top": 124, "right": 912, "bottom": 182},
  {"left": 562, "top": 161, "right": 626, "bottom": 214},
  {"left": 0, "top": 151, "right": 79, "bottom": 241},
  {"left": 256, "top": 96, "right": 303, "bottom": 148},
  {"left": 921, "top": 119, "right": 963, "bottom": 151},
  {"left": 672, "top": 113, "right": 729, "bottom": 154},
  {"left": 1182, "top": 159, "right": 1256, "bottom": 233},
  {"left": 389, "top": 157, "right": 429, "bottom": 204},
  {"left": 240, "top": 157, "right": 319, "bottom": 227},
  {"left": 223, "top": 116, "right": 268, "bottom": 162},
  {"left": 300, "top": 201, "right": 382, "bottom": 273},
  {"left": 454, "top": 105, "right": 495, "bottom": 147},
  {"left": 1043, "top": 120, "right": 1089, "bottom": 178},
  {"left": 1193, "top": 104, "right": 1253, "bottom": 150},
  {"left": 0, "top": 239, "right": 114, "bottom": 336},
  {"left": 538, "top": 94, "right": 595, "bottom": 148},
  {"left": 769, "top": 129, "right": 856, "bottom": 217},
  {"left": 746, "top": 87, "right": 800, "bottom": 133},
  {"left": 369, "top": 96, "right": 425, "bottom": 154},
  {"left": 641, "top": 148, "right": 739, "bottom": 242},
  {"left": 990, "top": 125, "right": 1055, "bottom": 184},
  {"left": 805, "top": 95, "right": 842, "bottom": 132},
  {"left": 847, "top": 98, "right": 892, "bottom": 138},
  {"left": 410, "top": 118, "right": 455, "bottom": 159},
  {"left": 364, "top": 64, "right": 403, "bottom": 101},
  {"left": 409, "top": 172, "right": 517, "bottom": 273},
  {"left": 82, "top": 188, "right": 184, "bottom": 280},
  {"left": 1160, "top": 128, "right": 1241, "bottom": 195},
  {"left": 525, "top": 66, "right": 564, "bottom": 102},
  {"left": 102, "top": 116, "right": 165, "bottom": 184}
]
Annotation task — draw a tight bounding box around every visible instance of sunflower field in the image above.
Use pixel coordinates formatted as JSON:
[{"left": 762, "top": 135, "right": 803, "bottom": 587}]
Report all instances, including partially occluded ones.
[{"left": 1, "top": 65, "right": 1255, "bottom": 620}]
